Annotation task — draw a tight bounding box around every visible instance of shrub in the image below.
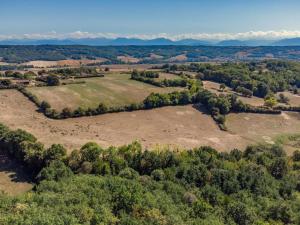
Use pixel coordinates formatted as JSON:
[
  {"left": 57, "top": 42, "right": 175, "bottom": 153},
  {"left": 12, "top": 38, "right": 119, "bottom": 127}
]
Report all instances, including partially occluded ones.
[{"left": 37, "top": 160, "right": 73, "bottom": 182}]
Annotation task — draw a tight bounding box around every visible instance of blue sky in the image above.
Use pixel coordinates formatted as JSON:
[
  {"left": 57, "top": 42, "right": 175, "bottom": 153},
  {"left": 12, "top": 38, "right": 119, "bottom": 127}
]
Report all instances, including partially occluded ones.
[{"left": 1, "top": 0, "right": 300, "bottom": 40}]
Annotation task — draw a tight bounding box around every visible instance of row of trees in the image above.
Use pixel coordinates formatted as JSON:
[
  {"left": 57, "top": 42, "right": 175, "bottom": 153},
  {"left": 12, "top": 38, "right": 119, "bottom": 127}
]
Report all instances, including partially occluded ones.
[{"left": 19, "top": 82, "right": 282, "bottom": 131}]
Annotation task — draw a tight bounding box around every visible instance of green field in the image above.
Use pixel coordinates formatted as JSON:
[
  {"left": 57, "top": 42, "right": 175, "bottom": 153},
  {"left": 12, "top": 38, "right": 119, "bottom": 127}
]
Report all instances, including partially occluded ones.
[{"left": 27, "top": 73, "right": 183, "bottom": 110}]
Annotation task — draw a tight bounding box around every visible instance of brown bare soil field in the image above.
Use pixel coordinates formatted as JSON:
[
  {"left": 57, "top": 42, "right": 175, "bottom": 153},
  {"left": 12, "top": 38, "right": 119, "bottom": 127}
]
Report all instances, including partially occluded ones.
[
  {"left": 0, "top": 154, "right": 32, "bottom": 195},
  {"left": 1, "top": 90, "right": 300, "bottom": 155},
  {"left": 203, "top": 80, "right": 265, "bottom": 106}
]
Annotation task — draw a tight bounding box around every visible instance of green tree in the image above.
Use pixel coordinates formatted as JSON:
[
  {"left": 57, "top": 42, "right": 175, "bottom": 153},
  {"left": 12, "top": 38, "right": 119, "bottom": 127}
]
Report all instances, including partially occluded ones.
[{"left": 46, "top": 75, "right": 60, "bottom": 86}]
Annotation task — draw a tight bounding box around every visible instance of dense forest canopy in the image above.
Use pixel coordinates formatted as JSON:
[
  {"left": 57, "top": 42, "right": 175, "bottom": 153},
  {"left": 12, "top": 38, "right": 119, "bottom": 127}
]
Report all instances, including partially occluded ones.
[
  {"left": 0, "top": 123, "right": 300, "bottom": 224},
  {"left": 174, "top": 61, "right": 300, "bottom": 98}
]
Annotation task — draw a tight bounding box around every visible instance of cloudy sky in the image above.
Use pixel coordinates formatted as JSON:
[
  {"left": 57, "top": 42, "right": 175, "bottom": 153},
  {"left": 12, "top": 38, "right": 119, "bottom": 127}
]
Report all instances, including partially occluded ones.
[{"left": 1, "top": 0, "right": 300, "bottom": 40}]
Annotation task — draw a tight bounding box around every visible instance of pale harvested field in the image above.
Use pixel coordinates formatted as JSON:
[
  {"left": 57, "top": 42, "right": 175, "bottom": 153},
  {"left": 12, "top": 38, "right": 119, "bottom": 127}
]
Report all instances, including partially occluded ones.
[
  {"left": 1, "top": 90, "right": 300, "bottom": 154},
  {"left": 203, "top": 80, "right": 265, "bottom": 106},
  {"left": 276, "top": 91, "right": 300, "bottom": 106},
  {"left": 117, "top": 55, "right": 140, "bottom": 63},
  {"left": 169, "top": 54, "right": 188, "bottom": 62},
  {"left": 227, "top": 112, "right": 300, "bottom": 155},
  {"left": 21, "top": 59, "right": 107, "bottom": 68},
  {"left": 0, "top": 90, "right": 244, "bottom": 152}
]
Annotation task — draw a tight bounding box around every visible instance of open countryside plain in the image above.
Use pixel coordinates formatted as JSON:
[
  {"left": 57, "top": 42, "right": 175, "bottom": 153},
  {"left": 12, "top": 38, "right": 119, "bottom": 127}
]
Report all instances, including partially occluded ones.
[{"left": 1, "top": 89, "right": 300, "bottom": 153}]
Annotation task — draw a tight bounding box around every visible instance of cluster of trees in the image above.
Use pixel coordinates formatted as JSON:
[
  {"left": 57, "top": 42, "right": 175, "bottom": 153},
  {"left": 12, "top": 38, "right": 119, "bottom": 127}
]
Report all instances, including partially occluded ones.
[
  {"left": 0, "top": 65, "right": 33, "bottom": 71},
  {"left": 46, "top": 75, "right": 60, "bottom": 86},
  {"left": 0, "top": 79, "right": 13, "bottom": 89},
  {"left": 49, "top": 67, "right": 104, "bottom": 79},
  {"left": 133, "top": 70, "right": 159, "bottom": 78},
  {"left": 0, "top": 124, "right": 299, "bottom": 224},
  {"left": 0, "top": 123, "right": 67, "bottom": 175},
  {"left": 3, "top": 70, "right": 36, "bottom": 79},
  {"left": 176, "top": 61, "right": 300, "bottom": 98},
  {"left": 131, "top": 70, "right": 188, "bottom": 87}
]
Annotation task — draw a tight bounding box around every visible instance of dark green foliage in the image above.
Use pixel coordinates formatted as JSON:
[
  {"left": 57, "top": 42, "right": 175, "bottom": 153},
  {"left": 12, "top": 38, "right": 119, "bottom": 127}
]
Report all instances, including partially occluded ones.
[
  {"left": 40, "top": 101, "right": 51, "bottom": 111},
  {"left": 2, "top": 45, "right": 300, "bottom": 63},
  {"left": 44, "top": 144, "right": 67, "bottom": 163},
  {"left": 226, "top": 202, "right": 255, "bottom": 225},
  {"left": 37, "top": 160, "right": 73, "bottom": 182},
  {"left": 292, "top": 150, "right": 300, "bottom": 162},
  {"left": 46, "top": 75, "right": 60, "bottom": 86},
  {"left": 180, "top": 61, "right": 300, "bottom": 97},
  {"left": 268, "top": 203, "right": 295, "bottom": 224},
  {"left": 0, "top": 126, "right": 299, "bottom": 224},
  {"left": 269, "top": 158, "right": 289, "bottom": 179}
]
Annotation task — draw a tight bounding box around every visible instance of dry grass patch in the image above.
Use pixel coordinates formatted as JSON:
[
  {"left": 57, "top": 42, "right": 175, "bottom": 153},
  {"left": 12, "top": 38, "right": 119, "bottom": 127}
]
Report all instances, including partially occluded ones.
[
  {"left": 0, "top": 155, "right": 32, "bottom": 196},
  {"left": 117, "top": 56, "right": 140, "bottom": 63},
  {"left": 276, "top": 91, "right": 300, "bottom": 107},
  {"left": 21, "top": 59, "right": 107, "bottom": 68},
  {"left": 226, "top": 112, "right": 300, "bottom": 155},
  {"left": 27, "top": 73, "right": 181, "bottom": 111},
  {"left": 1, "top": 90, "right": 300, "bottom": 154},
  {"left": 169, "top": 54, "right": 188, "bottom": 62}
]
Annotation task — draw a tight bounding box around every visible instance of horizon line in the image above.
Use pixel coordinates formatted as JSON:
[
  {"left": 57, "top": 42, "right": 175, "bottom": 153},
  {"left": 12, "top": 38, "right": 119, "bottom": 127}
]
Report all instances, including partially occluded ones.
[{"left": 2, "top": 30, "right": 300, "bottom": 41}]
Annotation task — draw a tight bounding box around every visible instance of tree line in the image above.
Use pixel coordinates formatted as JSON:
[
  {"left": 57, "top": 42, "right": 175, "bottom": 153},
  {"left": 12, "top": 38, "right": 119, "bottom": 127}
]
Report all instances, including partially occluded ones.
[{"left": 131, "top": 70, "right": 188, "bottom": 88}]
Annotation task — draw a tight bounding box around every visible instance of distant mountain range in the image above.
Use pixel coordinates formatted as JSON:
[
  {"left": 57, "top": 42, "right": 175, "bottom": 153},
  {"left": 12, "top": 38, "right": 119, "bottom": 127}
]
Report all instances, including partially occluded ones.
[{"left": 0, "top": 37, "right": 300, "bottom": 46}]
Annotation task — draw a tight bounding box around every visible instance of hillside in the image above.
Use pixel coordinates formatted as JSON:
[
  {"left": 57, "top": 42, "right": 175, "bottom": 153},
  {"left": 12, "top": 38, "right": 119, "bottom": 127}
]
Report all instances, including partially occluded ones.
[{"left": 1, "top": 45, "right": 300, "bottom": 64}]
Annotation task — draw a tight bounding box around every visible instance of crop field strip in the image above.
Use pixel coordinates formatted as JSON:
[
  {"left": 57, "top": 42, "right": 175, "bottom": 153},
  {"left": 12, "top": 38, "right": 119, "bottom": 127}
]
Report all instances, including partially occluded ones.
[{"left": 27, "top": 73, "right": 183, "bottom": 111}]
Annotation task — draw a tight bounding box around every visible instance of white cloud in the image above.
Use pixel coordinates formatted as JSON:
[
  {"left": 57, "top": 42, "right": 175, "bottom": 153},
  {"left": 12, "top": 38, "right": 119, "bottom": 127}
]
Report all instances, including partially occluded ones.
[{"left": 1, "top": 30, "right": 300, "bottom": 41}]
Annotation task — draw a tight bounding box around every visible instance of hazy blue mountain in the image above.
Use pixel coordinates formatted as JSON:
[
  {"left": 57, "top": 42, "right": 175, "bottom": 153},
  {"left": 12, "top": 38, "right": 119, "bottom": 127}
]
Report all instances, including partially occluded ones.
[
  {"left": 1, "top": 37, "right": 300, "bottom": 46},
  {"left": 217, "top": 40, "right": 247, "bottom": 46},
  {"left": 176, "top": 39, "right": 212, "bottom": 45},
  {"left": 272, "top": 38, "right": 300, "bottom": 46}
]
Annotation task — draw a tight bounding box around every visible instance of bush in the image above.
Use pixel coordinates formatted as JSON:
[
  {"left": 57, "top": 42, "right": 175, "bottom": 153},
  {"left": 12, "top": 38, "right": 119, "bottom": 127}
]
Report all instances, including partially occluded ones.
[
  {"left": 292, "top": 150, "right": 300, "bottom": 162},
  {"left": 151, "top": 169, "right": 165, "bottom": 181},
  {"left": 46, "top": 75, "right": 60, "bottom": 86},
  {"left": 37, "top": 160, "right": 73, "bottom": 182},
  {"left": 119, "top": 168, "right": 139, "bottom": 179},
  {"left": 269, "top": 158, "right": 289, "bottom": 179},
  {"left": 40, "top": 101, "right": 51, "bottom": 111}
]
